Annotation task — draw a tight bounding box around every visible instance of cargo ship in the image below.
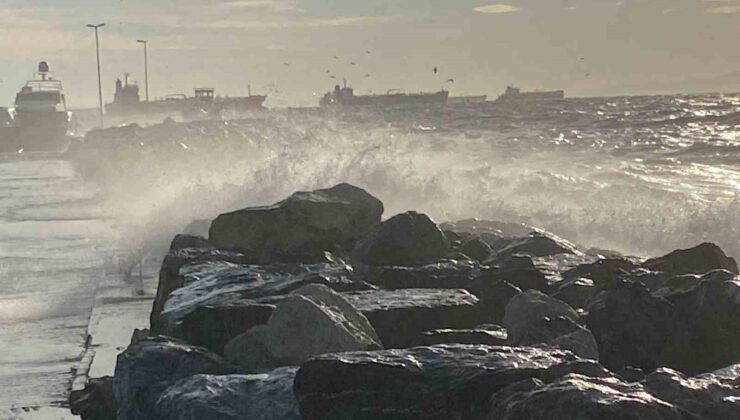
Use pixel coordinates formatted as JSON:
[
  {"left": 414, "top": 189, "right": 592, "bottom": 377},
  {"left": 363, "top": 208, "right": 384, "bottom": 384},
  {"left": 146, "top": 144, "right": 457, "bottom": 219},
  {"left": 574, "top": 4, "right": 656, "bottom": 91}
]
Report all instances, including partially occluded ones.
[
  {"left": 494, "top": 86, "right": 565, "bottom": 104},
  {"left": 448, "top": 95, "right": 487, "bottom": 105},
  {"left": 0, "top": 62, "right": 73, "bottom": 152},
  {"left": 106, "top": 74, "right": 267, "bottom": 120},
  {"left": 320, "top": 82, "right": 448, "bottom": 108}
]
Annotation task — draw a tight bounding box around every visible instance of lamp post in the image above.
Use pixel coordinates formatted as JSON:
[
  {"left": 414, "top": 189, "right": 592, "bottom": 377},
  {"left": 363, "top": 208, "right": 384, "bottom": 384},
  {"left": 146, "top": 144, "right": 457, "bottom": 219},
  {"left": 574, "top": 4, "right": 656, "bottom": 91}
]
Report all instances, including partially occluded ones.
[
  {"left": 87, "top": 23, "right": 105, "bottom": 127},
  {"left": 136, "top": 40, "right": 149, "bottom": 103}
]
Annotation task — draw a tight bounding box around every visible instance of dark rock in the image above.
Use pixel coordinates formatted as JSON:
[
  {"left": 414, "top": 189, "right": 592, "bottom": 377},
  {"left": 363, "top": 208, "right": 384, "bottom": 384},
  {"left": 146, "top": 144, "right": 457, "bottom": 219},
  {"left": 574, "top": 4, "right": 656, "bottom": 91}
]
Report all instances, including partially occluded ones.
[
  {"left": 113, "top": 336, "right": 238, "bottom": 420},
  {"left": 351, "top": 211, "right": 449, "bottom": 267},
  {"left": 482, "top": 255, "right": 549, "bottom": 292},
  {"left": 551, "top": 277, "right": 597, "bottom": 309},
  {"left": 223, "top": 325, "right": 276, "bottom": 373},
  {"left": 618, "top": 367, "right": 646, "bottom": 383},
  {"left": 360, "top": 259, "right": 483, "bottom": 290},
  {"left": 293, "top": 344, "right": 577, "bottom": 420},
  {"left": 493, "top": 231, "right": 579, "bottom": 260},
  {"left": 644, "top": 366, "right": 740, "bottom": 419},
  {"left": 643, "top": 242, "right": 738, "bottom": 275},
  {"left": 440, "top": 218, "right": 534, "bottom": 239},
  {"left": 562, "top": 257, "right": 639, "bottom": 287},
  {"left": 417, "top": 326, "right": 507, "bottom": 346},
  {"left": 488, "top": 373, "right": 690, "bottom": 419},
  {"left": 169, "top": 234, "right": 213, "bottom": 252},
  {"left": 183, "top": 219, "right": 211, "bottom": 238},
  {"left": 467, "top": 279, "right": 522, "bottom": 323},
  {"left": 209, "top": 183, "right": 383, "bottom": 260},
  {"left": 129, "top": 329, "right": 150, "bottom": 346},
  {"left": 585, "top": 281, "right": 675, "bottom": 372},
  {"left": 662, "top": 271, "right": 740, "bottom": 375},
  {"left": 345, "top": 288, "right": 481, "bottom": 348},
  {"left": 70, "top": 376, "right": 116, "bottom": 420},
  {"left": 154, "top": 368, "right": 301, "bottom": 420},
  {"left": 459, "top": 238, "right": 494, "bottom": 262}
]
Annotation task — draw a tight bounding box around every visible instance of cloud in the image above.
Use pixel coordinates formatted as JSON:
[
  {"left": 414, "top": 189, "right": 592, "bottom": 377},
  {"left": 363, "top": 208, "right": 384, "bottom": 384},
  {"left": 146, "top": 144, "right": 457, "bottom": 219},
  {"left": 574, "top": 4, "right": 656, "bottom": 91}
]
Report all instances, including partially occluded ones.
[{"left": 473, "top": 4, "right": 521, "bottom": 14}]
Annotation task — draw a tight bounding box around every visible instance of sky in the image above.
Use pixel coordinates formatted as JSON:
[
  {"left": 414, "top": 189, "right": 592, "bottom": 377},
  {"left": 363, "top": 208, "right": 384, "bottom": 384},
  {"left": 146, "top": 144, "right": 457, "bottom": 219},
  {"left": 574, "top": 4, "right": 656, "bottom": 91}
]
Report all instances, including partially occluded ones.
[{"left": 0, "top": 0, "right": 739, "bottom": 107}]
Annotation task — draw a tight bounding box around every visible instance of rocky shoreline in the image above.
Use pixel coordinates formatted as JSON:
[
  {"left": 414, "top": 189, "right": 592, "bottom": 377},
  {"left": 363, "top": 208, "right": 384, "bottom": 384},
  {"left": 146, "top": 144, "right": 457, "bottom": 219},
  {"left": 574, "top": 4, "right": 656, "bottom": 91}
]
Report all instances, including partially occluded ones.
[{"left": 70, "top": 183, "right": 740, "bottom": 419}]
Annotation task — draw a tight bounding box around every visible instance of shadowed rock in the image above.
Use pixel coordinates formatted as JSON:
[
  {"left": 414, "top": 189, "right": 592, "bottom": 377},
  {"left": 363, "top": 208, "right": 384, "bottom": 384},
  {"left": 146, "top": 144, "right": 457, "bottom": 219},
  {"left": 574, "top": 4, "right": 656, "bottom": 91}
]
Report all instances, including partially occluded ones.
[
  {"left": 209, "top": 183, "right": 383, "bottom": 260},
  {"left": 70, "top": 377, "right": 116, "bottom": 420},
  {"left": 293, "top": 344, "right": 577, "bottom": 420},
  {"left": 551, "top": 277, "right": 597, "bottom": 309},
  {"left": 417, "top": 326, "right": 508, "bottom": 346},
  {"left": 459, "top": 237, "right": 494, "bottom": 261},
  {"left": 113, "top": 336, "right": 238, "bottom": 420},
  {"left": 223, "top": 325, "right": 276, "bottom": 373},
  {"left": 643, "top": 242, "right": 738, "bottom": 275},
  {"left": 154, "top": 368, "right": 301, "bottom": 420},
  {"left": 493, "top": 231, "right": 579, "bottom": 260},
  {"left": 351, "top": 211, "right": 449, "bottom": 267}
]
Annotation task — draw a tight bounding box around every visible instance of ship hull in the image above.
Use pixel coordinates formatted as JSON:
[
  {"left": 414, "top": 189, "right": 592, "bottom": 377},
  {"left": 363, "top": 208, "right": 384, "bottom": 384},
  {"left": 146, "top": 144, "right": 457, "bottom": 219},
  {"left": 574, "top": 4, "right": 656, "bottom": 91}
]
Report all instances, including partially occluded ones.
[
  {"left": 321, "top": 91, "right": 449, "bottom": 108},
  {"left": 8, "top": 110, "right": 71, "bottom": 152}
]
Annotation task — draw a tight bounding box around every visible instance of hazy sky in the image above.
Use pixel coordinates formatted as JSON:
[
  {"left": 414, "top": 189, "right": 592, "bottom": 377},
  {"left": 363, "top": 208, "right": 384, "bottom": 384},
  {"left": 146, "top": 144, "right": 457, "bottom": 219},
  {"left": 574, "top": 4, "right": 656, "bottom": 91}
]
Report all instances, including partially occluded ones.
[{"left": 1, "top": 0, "right": 739, "bottom": 107}]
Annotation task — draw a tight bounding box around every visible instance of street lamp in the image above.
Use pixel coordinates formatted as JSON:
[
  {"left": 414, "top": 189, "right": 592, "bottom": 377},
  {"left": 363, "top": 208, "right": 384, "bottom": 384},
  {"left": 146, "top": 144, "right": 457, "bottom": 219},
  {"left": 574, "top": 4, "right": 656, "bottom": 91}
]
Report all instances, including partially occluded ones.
[
  {"left": 136, "top": 40, "right": 149, "bottom": 103},
  {"left": 87, "top": 23, "right": 105, "bottom": 127}
]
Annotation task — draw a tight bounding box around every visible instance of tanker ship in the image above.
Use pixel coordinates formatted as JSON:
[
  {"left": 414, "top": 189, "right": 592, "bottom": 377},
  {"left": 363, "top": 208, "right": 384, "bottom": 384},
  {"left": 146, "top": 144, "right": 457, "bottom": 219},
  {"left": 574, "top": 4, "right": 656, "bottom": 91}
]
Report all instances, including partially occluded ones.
[{"left": 320, "top": 82, "right": 448, "bottom": 108}]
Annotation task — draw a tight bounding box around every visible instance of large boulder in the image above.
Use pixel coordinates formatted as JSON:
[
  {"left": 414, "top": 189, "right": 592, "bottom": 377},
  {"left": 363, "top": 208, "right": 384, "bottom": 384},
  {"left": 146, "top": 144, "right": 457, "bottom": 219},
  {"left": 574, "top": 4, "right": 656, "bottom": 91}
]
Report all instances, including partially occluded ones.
[
  {"left": 70, "top": 376, "right": 116, "bottom": 420},
  {"left": 488, "top": 374, "right": 690, "bottom": 419},
  {"left": 264, "top": 286, "right": 382, "bottom": 365},
  {"left": 360, "top": 259, "right": 483, "bottom": 290},
  {"left": 293, "top": 344, "right": 577, "bottom": 420},
  {"left": 562, "top": 257, "right": 639, "bottom": 287},
  {"left": 209, "top": 183, "right": 383, "bottom": 260},
  {"left": 484, "top": 254, "right": 548, "bottom": 292},
  {"left": 223, "top": 325, "right": 275, "bottom": 373},
  {"left": 551, "top": 277, "right": 597, "bottom": 310},
  {"left": 113, "top": 336, "right": 238, "bottom": 420},
  {"left": 154, "top": 368, "right": 301, "bottom": 420},
  {"left": 417, "top": 326, "right": 508, "bottom": 346},
  {"left": 585, "top": 281, "right": 675, "bottom": 372},
  {"left": 492, "top": 231, "right": 579, "bottom": 260},
  {"left": 351, "top": 211, "right": 450, "bottom": 266},
  {"left": 643, "top": 243, "right": 738, "bottom": 275},
  {"left": 344, "top": 288, "right": 481, "bottom": 348}
]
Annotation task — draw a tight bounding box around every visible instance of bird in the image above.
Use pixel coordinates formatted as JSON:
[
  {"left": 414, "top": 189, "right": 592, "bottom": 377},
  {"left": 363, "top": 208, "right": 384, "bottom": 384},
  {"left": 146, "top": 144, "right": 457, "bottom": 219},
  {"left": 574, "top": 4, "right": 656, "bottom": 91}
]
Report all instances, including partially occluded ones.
[
  {"left": 350, "top": 62, "right": 356, "bottom": 65},
  {"left": 433, "top": 67, "right": 438, "bottom": 74},
  {"left": 446, "top": 78, "right": 454, "bottom": 83},
  {"left": 585, "top": 73, "right": 591, "bottom": 77},
  {"left": 365, "top": 50, "right": 371, "bottom": 54},
  {"left": 363, "top": 74, "right": 371, "bottom": 78},
  {"left": 326, "top": 69, "right": 331, "bottom": 73},
  {"left": 580, "top": 57, "right": 585, "bottom": 60},
  {"left": 283, "top": 62, "right": 290, "bottom": 66},
  {"left": 333, "top": 55, "right": 339, "bottom": 59},
  {"left": 329, "top": 75, "right": 337, "bottom": 79}
]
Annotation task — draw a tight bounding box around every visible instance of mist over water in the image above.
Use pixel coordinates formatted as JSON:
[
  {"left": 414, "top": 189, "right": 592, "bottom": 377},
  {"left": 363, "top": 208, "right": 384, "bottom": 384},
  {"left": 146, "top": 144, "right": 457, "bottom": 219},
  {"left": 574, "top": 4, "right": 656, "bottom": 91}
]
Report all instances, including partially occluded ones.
[{"left": 78, "top": 94, "right": 739, "bottom": 261}]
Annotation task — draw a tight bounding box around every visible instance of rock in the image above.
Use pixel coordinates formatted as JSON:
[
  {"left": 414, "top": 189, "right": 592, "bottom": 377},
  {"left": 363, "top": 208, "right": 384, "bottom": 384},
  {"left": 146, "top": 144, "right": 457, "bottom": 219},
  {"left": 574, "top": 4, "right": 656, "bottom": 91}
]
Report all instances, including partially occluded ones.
[
  {"left": 172, "top": 302, "right": 275, "bottom": 354},
  {"left": 551, "top": 277, "right": 597, "bottom": 309},
  {"left": 154, "top": 368, "right": 301, "bottom": 420},
  {"left": 440, "top": 218, "right": 534, "bottom": 239},
  {"left": 644, "top": 366, "right": 740, "bottom": 419},
  {"left": 223, "top": 325, "right": 275, "bottom": 373},
  {"left": 345, "top": 288, "right": 481, "bottom": 348},
  {"left": 643, "top": 243, "right": 738, "bottom": 275},
  {"left": 548, "top": 328, "right": 599, "bottom": 360},
  {"left": 360, "top": 259, "right": 484, "bottom": 290},
  {"left": 129, "top": 328, "right": 150, "bottom": 346},
  {"left": 150, "top": 247, "right": 254, "bottom": 329},
  {"left": 485, "top": 255, "right": 548, "bottom": 292},
  {"left": 113, "top": 336, "right": 238, "bottom": 420},
  {"left": 488, "top": 374, "right": 689, "bottom": 420},
  {"left": 293, "top": 344, "right": 577, "bottom": 420},
  {"left": 503, "top": 290, "right": 580, "bottom": 345},
  {"left": 467, "top": 279, "right": 522, "bottom": 323},
  {"left": 70, "top": 376, "right": 116, "bottom": 420},
  {"left": 661, "top": 271, "right": 740, "bottom": 375},
  {"left": 562, "top": 257, "right": 639, "bottom": 286},
  {"left": 351, "top": 211, "right": 449, "bottom": 267},
  {"left": 266, "top": 293, "right": 382, "bottom": 365},
  {"left": 169, "top": 234, "right": 213, "bottom": 251},
  {"left": 417, "top": 326, "right": 507, "bottom": 346},
  {"left": 459, "top": 237, "right": 493, "bottom": 261},
  {"left": 209, "top": 183, "right": 383, "bottom": 260},
  {"left": 493, "top": 231, "right": 579, "bottom": 260},
  {"left": 585, "top": 281, "right": 675, "bottom": 372}
]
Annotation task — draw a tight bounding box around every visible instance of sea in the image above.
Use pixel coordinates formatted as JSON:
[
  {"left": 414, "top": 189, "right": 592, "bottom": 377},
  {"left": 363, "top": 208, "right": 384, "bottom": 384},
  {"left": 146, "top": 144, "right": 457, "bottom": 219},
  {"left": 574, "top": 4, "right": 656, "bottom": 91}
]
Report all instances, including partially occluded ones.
[{"left": 0, "top": 93, "right": 738, "bottom": 417}]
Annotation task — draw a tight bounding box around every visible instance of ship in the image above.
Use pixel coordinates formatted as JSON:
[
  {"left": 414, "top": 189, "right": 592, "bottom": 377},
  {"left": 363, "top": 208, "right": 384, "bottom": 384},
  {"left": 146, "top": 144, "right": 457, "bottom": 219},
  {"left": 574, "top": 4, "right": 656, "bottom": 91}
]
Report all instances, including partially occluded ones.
[
  {"left": 320, "top": 82, "right": 448, "bottom": 108},
  {"left": 106, "top": 74, "right": 267, "bottom": 120},
  {"left": 448, "top": 95, "right": 488, "bottom": 105},
  {"left": 494, "top": 86, "right": 565, "bottom": 104},
  {"left": 0, "top": 62, "right": 73, "bottom": 152}
]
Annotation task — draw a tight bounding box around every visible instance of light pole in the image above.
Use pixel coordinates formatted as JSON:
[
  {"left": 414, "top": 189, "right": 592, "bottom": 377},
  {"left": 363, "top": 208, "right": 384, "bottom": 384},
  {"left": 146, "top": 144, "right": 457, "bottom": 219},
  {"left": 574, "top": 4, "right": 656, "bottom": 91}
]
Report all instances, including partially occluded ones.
[
  {"left": 136, "top": 40, "right": 149, "bottom": 103},
  {"left": 87, "top": 23, "right": 105, "bottom": 127}
]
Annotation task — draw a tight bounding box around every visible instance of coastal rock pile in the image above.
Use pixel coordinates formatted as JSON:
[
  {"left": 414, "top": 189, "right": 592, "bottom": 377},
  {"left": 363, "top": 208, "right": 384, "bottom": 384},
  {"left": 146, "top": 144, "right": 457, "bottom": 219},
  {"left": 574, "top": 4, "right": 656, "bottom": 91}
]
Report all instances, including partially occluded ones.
[{"left": 73, "top": 183, "right": 740, "bottom": 419}]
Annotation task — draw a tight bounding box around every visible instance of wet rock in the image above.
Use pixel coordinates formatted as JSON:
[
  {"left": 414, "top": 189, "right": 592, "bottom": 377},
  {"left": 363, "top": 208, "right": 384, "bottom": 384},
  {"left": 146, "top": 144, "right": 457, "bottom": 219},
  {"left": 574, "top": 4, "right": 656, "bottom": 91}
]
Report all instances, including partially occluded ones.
[
  {"left": 440, "top": 218, "right": 534, "bottom": 239},
  {"left": 643, "top": 366, "right": 740, "bottom": 419},
  {"left": 493, "top": 231, "right": 579, "bottom": 260},
  {"left": 562, "top": 257, "right": 639, "bottom": 286},
  {"left": 266, "top": 292, "right": 382, "bottom": 365},
  {"left": 467, "top": 279, "right": 522, "bottom": 323},
  {"left": 548, "top": 327, "right": 600, "bottom": 360},
  {"left": 154, "top": 368, "right": 301, "bottom": 420},
  {"left": 585, "top": 281, "right": 675, "bottom": 372},
  {"left": 551, "top": 277, "right": 597, "bottom": 309},
  {"left": 459, "top": 237, "right": 494, "bottom": 262},
  {"left": 487, "top": 374, "right": 689, "bottom": 420},
  {"left": 209, "top": 183, "right": 383, "bottom": 260},
  {"left": 485, "top": 254, "right": 548, "bottom": 292},
  {"left": 345, "top": 288, "right": 481, "bottom": 348},
  {"left": 223, "top": 325, "right": 275, "bottom": 373},
  {"left": 293, "top": 344, "right": 576, "bottom": 420},
  {"left": 351, "top": 211, "right": 449, "bottom": 266},
  {"left": 662, "top": 271, "right": 740, "bottom": 375},
  {"left": 503, "top": 290, "right": 580, "bottom": 345},
  {"left": 70, "top": 376, "right": 116, "bottom": 420},
  {"left": 643, "top": 242, "right": 738, "bottom": 275},
  {"left": 360, "top": 259, "right": 483, "bottom": 290},
  {"left": 113, "top": 336, "right": 238, "bottom": 420},
  {"left": 169, "top": 234, "right": 213, "bottom": 252},
  {"left": 417, "top": 326, "right": 507, "bottom": 346}
]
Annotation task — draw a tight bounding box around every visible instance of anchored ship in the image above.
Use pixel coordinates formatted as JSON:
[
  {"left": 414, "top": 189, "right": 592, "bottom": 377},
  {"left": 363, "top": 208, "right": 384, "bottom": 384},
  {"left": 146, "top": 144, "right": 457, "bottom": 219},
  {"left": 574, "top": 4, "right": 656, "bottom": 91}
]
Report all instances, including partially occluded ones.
[
  {"left": 0, "top": 62, "right": 73, "bottom": 152},
  {"left": 448, "top": 95, "right": 487, "bottom": 105},
  {"left": 495, "top": 86, "right": 565, "bottom": 104},
  {"left": 106, "top": 74, "right": 267, "bottom": 120},
  {"left": 320, "top": 82, "right": 448, "bottom": 108}
]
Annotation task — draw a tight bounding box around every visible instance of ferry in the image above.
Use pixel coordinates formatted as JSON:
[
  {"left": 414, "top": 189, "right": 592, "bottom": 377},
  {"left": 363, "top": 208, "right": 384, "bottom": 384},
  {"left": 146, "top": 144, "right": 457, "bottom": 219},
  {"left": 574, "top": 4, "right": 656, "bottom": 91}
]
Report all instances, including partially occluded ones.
[{"left": 495, "top": 86, "right": 565, "bottom": 104}]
